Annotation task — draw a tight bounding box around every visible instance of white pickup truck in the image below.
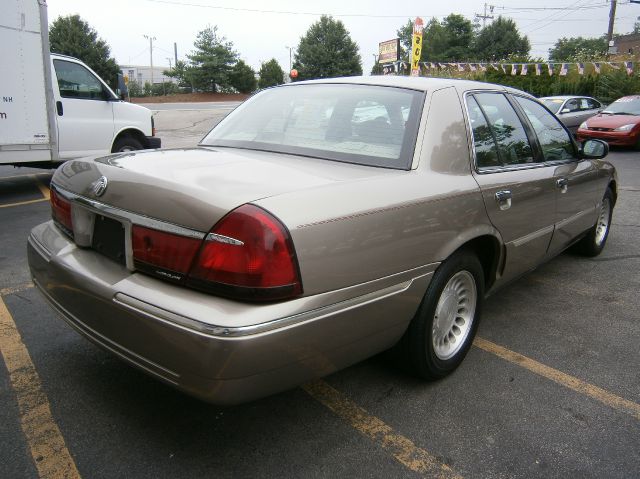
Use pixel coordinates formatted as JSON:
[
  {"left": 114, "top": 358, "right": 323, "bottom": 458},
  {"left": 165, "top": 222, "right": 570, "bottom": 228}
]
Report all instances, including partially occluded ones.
[{"left": 0, "top": 0, "right": 160, "bottom": 166}]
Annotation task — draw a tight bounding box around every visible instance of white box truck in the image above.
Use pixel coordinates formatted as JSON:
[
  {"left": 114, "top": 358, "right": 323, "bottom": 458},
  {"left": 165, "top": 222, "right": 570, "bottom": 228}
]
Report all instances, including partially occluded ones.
[{"left": 0, "top": 0, "right": 160, "bottom": 167}]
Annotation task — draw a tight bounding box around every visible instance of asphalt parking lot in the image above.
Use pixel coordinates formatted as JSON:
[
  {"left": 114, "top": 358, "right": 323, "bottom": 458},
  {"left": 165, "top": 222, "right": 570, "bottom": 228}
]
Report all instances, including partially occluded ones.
[{"left": 1, "top": 106, "right": 639, "bottom": 479}]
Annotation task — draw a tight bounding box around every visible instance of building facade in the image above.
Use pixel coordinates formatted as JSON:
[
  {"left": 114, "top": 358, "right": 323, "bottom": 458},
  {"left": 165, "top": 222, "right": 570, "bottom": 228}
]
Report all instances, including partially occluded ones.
[{"left": 119, "top": 65, "right": 178, "bottom": 85}]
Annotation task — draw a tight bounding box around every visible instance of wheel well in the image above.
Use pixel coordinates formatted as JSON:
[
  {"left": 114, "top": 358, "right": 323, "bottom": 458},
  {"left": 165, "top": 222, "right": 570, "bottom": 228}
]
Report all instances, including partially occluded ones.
[
  {"left": 608, "top": 179, "right": 618, "bottom": 205},
  {"left": 112, "top": 129, "right": 146, "bottom": 151},
  {"left": 456, "top": 235, "right": 501, "bottom": 290}
]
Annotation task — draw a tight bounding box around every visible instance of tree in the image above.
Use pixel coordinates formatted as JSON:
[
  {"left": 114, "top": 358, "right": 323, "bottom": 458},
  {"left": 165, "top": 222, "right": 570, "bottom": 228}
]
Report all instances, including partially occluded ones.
[
  {"left": 163, "top": 60, "right": 194, "bottom": 89},
  {"left": 370, "top": 61, "right": 384, "bottom": 75},
  {"left": 549, "top": 37, "right": 607, "bottom": 61},
  {"left": 293, "top": 15, "right": 362, "bottom": 80},
  {"left": 258, "top": 59, "right": 285, "bottom": 88},
  {"left": 230, "top": 60, "right": 257, "bottom": 93},
  {"left": 474, "top": 16, "right": 530, "bottom": 61},
  {"left": 49, "top": 15, "right": 120, "bottom": 86},
  {"left": 187, "top": 25, "right": 238, "bottom": 92},
  {"left": 397, "top": 15, "right": 474, "bottom": 63}
]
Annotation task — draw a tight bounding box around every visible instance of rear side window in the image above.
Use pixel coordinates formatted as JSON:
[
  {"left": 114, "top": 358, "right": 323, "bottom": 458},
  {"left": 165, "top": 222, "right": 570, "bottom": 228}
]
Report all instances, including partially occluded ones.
[
  {"left": 514, "top": 96, "right": 575, "bottom": 162},
  {"left": 53, "top": 60, "right": 107, "bottom": 100},
  {"left": 469, "top": 92, "right": 534, "bottom": 168}
]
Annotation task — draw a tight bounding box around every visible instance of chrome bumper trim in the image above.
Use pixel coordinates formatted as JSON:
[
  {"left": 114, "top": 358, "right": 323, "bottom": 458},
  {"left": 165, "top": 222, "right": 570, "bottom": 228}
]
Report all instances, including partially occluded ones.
[{"left": 113, "top": 274, "right": 429, "bottom": 339}]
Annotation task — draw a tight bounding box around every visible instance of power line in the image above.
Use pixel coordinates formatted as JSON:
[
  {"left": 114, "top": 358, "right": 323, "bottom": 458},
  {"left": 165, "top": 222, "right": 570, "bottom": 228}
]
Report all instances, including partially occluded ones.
[{"left": 141, "top": 0, "right": 616, "bottom": 18}]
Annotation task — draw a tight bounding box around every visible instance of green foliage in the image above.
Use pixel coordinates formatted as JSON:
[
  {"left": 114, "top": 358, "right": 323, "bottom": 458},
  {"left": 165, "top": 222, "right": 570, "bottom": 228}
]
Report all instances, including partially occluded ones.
[
  {"left": 127, "top": 80, "right": 143, "bottom": 97},
  {"left": 549, "top": 37, "right": 607, "bottom": 62},
  {"left": 397, "top": 16, "right": 474, "bottom": 62},
  {"left": 594, "top": 70, "right": 640, "bottom": 104},
  {"left": 370, "top": 61, "right": 384, "bottom": 75},
  {"left": 293, "top": 15, "right": 362, "bottom": 80},
  {"left": 163, "top": 60, "right": 194, "bottom": 89},
  {"left": 49, "top": 15, "right": 120, "bottom": 86},
  {"left": 187, "top": 25, "right": 238, "bottom": 92},
  {"left": 258, "top": 59, "right": 285, "bottom": 89},
  {"left": 151, "top": 82, "right": 180, "bottom": 96},
  {"left": 474, "top": 16, "right": 530, "bottom": 61},
  {"left": 229, "top": 60, "right": 257, "bottom": 93},
  {"left": 397, "top": 15, "right": 528, "bottom": 64},
  {"left": 143, "top": 81, "right": 153, "bottom": 96}
]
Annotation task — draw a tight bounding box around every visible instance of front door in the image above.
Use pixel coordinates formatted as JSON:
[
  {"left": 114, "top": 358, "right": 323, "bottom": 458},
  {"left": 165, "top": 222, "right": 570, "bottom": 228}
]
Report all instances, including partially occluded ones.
[
  {"left": 52, "top": 59, "right": 114, "bottom": 159},
  {"left": 511, "top": 96, "right": 601, "bottom": 254}
]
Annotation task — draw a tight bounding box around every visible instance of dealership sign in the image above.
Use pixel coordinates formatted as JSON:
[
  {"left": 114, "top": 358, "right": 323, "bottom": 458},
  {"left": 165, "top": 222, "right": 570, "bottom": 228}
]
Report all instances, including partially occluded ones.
[{"left": 378, "top": 39, "right": 400, "bottom": 64}]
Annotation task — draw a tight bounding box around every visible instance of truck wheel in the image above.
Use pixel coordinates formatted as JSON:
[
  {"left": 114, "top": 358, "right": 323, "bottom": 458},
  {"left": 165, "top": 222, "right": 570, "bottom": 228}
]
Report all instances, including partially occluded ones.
[
  {"left": 112, "top": 137, "right": 143, "bottom": 153},
  {"left": 401, "top": 250, "right": 484, "bottom": 379}
]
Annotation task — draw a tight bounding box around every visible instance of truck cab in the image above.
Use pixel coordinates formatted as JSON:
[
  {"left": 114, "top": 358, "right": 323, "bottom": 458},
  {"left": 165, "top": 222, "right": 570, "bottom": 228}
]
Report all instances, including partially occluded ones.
[{"left": 51, "top": 53, "right": 160, "bottom": 159}]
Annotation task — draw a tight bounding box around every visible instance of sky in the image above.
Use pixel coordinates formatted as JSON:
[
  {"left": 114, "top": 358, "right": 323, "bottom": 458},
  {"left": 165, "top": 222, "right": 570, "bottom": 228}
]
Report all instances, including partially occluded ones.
[{"left": 46, "top": 0, "right": 640, "bottom": 76}]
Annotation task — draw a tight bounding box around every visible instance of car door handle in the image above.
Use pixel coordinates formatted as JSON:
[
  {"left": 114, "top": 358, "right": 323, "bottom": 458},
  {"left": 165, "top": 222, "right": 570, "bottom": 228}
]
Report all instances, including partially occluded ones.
[
  {"left": 495, "top": 190, "right": 512, "bottom": 210},
  {"left": 557, "top": 177, "right": 569, "bottom": 193},
  {"left": 56, "top": 101, "right": 63, "bottom": 116}
]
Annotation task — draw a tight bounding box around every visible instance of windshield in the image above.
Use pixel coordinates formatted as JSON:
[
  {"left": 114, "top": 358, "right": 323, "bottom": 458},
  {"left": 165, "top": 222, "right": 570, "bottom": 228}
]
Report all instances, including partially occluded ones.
[
  {"left": 602, "top": 97, "right": 640, "bottom": 115},
  {"left": 201, "top": 84, "right": 425, "bottom": 169},
  {"left": 540, "top": 98, "right": 564, "bottom": 114}
]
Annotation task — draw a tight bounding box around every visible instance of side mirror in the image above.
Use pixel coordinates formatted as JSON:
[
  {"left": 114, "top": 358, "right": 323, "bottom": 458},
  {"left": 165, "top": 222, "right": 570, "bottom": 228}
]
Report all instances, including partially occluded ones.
[
  {"left": 116, "top": 73, "right": 128, "bottom": 101},
  {"left": 560, "top": 108, "right": 570, "bottom": 114},
  {"left": 580, "top": 139, "right": 608, "bottom": 159}
]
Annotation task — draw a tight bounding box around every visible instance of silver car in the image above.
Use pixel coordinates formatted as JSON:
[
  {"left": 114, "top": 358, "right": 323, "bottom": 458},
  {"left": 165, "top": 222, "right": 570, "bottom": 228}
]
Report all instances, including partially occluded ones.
[
  {"left": 28, "top": 77, "right": 616, "bottom": 405},
  {"left": 540, "top": 95, "right": 603, "bottom": 134}
]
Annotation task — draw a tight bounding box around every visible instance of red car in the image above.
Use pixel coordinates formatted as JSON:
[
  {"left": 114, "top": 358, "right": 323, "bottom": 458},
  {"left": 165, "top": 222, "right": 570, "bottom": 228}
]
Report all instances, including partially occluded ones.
[{"left": 576, "top": 95, "right": 640, "bottom": 148}]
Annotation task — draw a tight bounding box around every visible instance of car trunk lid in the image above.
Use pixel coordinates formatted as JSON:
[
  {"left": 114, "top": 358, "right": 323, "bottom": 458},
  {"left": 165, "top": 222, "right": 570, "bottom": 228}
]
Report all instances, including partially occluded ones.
[{"left": 52, "top": 147, "right": 393, "bottom": 232}]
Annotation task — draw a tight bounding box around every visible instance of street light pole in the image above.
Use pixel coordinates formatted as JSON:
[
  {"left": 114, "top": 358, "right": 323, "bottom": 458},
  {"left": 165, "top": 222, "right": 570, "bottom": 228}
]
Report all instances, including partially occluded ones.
[{"left": 285, "top": 45, "right": 293, "bottom": 72}]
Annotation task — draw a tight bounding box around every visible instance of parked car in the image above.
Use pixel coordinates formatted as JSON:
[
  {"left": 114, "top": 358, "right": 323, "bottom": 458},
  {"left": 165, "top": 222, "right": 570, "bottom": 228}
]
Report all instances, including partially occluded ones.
[
  {"left": 539, "top": 95, "right": 603, "bottom": 134},
  {"left": 28, "top": 77, "right": 616, "bottom": 405},
  {"left": 576, "top": 95, "right": 640, "bottom": 148}
]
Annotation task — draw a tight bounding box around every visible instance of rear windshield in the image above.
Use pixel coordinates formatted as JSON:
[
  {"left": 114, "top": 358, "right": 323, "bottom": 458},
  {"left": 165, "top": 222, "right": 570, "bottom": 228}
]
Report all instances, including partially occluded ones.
[
  {"left": 602, "top": 97, "right": 640, "bottom": 115},
  {"left": 201, "top": 84, "right": 425, "bottom": 169}
]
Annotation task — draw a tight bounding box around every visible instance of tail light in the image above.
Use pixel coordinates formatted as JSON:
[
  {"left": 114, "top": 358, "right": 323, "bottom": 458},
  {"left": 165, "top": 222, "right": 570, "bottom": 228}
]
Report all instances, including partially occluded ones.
[
  {"left": 187, "top": 205, "right": 302, "bottom": 301},
  {"left": 151, "top": 116, "right": 156, "bottom": 137},
  {"left": 51, "top": 188, "right": 73, "bottom": 235},
  {"left": 132, "top": 225, "right": 202, "bottom": 282}
]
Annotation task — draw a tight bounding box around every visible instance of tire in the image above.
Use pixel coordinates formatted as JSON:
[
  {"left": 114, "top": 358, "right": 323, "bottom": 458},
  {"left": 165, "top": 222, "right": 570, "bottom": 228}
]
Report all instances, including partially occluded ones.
[
  {"left": 401, "top": 250, "right": 485, "bottom": 380},
  {"left": 111, "top": 137, "right": 144, "bottom": 153},
  {"left": 573, "top": 187, "right": 614, "bottom": 257}
]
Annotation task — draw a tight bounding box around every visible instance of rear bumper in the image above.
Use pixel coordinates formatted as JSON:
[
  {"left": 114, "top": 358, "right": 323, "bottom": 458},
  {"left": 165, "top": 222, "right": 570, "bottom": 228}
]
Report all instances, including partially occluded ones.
[
  {"left": 576, "top": 129, "right": 639, "bottom": 146},
  {"left": 144, "top": 136, "right": 161, "bottom": 148},
  {"left": 28, "top": 221, "right": 433, "bottom": 405}
]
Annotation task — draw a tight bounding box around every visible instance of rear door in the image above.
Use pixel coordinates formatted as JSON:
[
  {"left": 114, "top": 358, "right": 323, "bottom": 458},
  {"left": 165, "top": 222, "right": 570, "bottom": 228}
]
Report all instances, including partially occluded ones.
[
  {"left": 513, "top": 96, "right": 601, "bottom": 254},
  {"left": 52, "top": 58, "right": 114, "bottom": 159},
  {"left": 467, "top": 92, "right": 557, "bottom": 283}
]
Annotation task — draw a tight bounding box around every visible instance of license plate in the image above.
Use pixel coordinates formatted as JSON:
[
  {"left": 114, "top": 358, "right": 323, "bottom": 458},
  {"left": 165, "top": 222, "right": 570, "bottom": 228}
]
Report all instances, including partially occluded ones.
[{"left": 92, "top": 215, "right": 126, "bottom": 265}]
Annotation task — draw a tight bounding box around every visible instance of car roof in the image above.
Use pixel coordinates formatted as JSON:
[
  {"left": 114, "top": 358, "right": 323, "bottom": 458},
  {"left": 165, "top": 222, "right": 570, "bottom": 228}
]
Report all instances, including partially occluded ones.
[
  {"left": 539, "top": 95, "right": 593, "bottom": 100},
  {"left": 284, "top": 75, "right": 532, "bottom": 97},
  {"left": 617, "top": 95, "right": 640, "bottom": 100},
  {"left": 50, "top": 52, "right": 82, "bottom": 62}
]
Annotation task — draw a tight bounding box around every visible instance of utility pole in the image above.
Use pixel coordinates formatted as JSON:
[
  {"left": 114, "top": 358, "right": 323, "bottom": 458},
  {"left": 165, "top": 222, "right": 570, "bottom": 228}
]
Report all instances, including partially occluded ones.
[
  {"left": 144, "top": 34, "right": 156, "bottom": 87},
  {"left": 166, "top": 57, "right": 172, "bottom": 70},
  {"left": 607, "top": 0, "right": 617, "bottom": 50},
  {"left": 174, "top": 42, "right": 178, "bottom": 67},
  {"left": 475, "top": 3, "right": 494, "bottom": 28}
]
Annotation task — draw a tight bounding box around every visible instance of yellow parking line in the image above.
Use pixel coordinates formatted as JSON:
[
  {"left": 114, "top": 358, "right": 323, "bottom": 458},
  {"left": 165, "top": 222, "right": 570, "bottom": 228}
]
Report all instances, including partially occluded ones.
[
  {"left": 0, "top": 282, "right": 34, "bottom": 296},
  {"left": 0, "top": 296, "right": 81, "bottom": 479},
  {"left": 474, "top": 337, "right": 640, "bottom": 420},
  {"left": 303, "top": 379, "right": 462, "bottom": 478},
  {"left": 0, "top": 198, "right": 49, "bottom": 208},
  {"left": 33, "top": 175, "right": 50, "bottom": 200}
]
